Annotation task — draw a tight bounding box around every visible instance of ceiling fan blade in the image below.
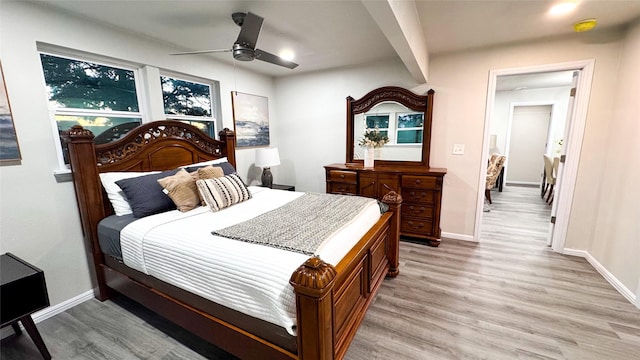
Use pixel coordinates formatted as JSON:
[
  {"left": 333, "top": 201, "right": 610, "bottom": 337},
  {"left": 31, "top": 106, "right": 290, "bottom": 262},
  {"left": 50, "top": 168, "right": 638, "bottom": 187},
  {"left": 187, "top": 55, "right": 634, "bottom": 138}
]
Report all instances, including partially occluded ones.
[
  {"left": 254, "top": 49, "right": 299, "bottom": 69},
  {"left": 236, "top": 12, "right": 263, "bottom": 49},
  {"left": 170, "top": 49, "right": 231, "bottom": 55}
]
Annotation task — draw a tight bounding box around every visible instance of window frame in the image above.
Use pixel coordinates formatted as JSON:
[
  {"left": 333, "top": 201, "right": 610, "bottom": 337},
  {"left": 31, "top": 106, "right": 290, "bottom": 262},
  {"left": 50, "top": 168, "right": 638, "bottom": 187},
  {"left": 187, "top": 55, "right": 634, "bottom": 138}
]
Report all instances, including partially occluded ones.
[
  {"left": 38, "top": 50, "right": 146, "bottom": 170},
  {"left": 160, "top": 72, "right": 218, "bottom": 138},
  {"left": 395, "top": 112, "right": 424, "bottom": 145}
]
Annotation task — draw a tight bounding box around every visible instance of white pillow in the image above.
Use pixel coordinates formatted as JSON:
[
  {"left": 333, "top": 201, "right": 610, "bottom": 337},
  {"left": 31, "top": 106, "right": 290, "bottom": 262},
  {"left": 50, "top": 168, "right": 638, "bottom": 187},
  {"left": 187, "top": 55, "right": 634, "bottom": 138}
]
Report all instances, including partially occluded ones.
[
  {"left": 180, "top": 157, "right": 228, "bottom": 169},
  {"left": 99, "top": 171, "right": 159, "bottom": 216}
]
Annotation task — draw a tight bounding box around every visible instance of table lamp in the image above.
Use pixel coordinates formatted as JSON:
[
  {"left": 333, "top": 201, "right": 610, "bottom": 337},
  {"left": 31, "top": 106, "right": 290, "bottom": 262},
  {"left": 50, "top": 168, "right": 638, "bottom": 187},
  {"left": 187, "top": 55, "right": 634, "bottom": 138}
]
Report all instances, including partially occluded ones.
[{"left": 255, "top": 147, "right": 280, "bottom": 187}]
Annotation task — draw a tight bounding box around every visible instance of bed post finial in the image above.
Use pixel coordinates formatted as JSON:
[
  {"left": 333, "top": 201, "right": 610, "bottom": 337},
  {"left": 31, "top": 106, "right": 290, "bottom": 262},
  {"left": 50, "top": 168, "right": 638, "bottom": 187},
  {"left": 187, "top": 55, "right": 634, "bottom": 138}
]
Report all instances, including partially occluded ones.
[
  {"left": 290, "top": 256, "right": 336, "bottom": 360},
  {"left": 382, "top": 190, "right": 402, "bottom": 278}
]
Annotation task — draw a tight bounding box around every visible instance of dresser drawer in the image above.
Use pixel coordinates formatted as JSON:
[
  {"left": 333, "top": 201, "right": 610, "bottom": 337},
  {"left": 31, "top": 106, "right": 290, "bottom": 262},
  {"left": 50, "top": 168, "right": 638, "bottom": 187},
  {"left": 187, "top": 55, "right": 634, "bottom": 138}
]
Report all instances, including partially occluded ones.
[
  {"left": 328, "top": 170, "right": 358, "bottom": 184},
  {"left": 404, "top": 204, "right": 434, "bottom": 218},
  {"left": 400, "top": 217, "right": 434, "bottom": 236},
  {"left": 402, "top": 175, "right": 440, "bottom": 190},
  {"left": 329, "top": 182, "right": 358, "bottom": 195},
  {"left": 401, "top": 189, "right": 435, "bottom": 204}
]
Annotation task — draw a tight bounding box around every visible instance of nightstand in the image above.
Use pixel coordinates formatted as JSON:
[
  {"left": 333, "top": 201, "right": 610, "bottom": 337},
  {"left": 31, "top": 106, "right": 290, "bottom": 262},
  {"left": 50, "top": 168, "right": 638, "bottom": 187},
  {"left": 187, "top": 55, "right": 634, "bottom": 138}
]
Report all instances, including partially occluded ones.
[
  {"left": 1, "top": 253, "right": 51, "bottom": 360},
  {"left": 263, "top": 184, "right": 295, "bottom": 191}
]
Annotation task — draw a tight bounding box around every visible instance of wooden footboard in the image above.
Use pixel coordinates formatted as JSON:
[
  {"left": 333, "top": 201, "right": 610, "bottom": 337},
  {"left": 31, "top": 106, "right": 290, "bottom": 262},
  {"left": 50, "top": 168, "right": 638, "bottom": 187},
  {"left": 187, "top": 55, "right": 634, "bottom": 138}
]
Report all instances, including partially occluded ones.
[{"left": 62, "top": 121, "right": 401, "bottom": 360}]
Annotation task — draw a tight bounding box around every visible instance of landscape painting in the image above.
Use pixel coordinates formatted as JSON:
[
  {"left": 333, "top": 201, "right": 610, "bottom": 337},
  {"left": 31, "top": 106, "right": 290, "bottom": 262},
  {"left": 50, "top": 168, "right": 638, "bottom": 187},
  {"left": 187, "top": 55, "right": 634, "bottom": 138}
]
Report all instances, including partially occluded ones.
[
  {"left": 0, "top": 63, "right": 21, "bottom": 162},
  {"left": 231, "top": 91, "right": 269, "bottom": 147}
]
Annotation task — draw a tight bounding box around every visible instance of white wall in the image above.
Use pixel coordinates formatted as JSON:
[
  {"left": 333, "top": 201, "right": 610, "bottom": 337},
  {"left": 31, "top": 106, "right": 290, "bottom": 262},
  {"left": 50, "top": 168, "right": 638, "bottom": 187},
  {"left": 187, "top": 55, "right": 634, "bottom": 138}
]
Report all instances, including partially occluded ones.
[
  {"left": 273, "top": 59, "right": 419, "bottom": 192},
  {"left": 491, "top": 86, "right": 571, "bottom": 156},
  {"left": 0, "top": 1, "right": 275, "bottom": 306},
  {"left": 588, "top": 19, "right": 640, "bottom": 297}
]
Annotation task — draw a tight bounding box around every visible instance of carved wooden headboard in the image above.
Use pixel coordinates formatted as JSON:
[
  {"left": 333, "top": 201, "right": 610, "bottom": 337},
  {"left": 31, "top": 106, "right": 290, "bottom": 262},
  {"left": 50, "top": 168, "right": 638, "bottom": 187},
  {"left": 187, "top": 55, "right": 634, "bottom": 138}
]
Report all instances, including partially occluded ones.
[{"left": 61, "top": 121, "right": 236, "bottom": 293}]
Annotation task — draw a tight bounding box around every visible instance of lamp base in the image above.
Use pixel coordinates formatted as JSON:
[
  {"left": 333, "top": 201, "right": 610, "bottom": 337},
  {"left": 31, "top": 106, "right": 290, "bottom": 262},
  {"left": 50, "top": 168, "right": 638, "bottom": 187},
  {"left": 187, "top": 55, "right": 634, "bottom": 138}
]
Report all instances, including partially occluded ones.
[{"left": 261, "top": 167, "right": 273, "bottom": 188}]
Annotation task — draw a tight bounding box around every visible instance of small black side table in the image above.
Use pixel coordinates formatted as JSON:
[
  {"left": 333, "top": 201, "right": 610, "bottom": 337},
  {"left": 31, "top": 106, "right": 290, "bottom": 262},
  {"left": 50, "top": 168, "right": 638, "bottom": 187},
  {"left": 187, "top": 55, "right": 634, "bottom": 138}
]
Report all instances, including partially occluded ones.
[
  {"left": 1, "top": 253, "right": 52, "bottom": 360},
  {"left": 263, "top": 184, "right": 295, "bottom": 191}
]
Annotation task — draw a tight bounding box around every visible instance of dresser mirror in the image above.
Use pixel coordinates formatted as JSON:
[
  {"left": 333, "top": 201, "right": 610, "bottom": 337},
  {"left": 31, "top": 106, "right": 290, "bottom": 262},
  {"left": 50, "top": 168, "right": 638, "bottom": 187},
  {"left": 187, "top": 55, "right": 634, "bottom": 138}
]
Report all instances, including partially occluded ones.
[{"left": 346, "top": 86, "right": 434, "bottom": 167}]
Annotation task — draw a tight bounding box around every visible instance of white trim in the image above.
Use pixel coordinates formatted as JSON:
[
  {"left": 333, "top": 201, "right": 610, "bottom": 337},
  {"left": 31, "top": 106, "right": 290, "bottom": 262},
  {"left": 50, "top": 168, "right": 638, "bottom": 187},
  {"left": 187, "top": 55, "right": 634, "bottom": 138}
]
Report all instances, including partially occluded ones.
[
  {"left": 504, "top": 181, "right": 540, "bottom": 186},
  {"left": 32, "top": 290, "right": 94, "bottom": 323},
  {"left": 0, "top": 290, "right": 94, "bottom": 339},
  {"left": 563, "top": 248, "right": 638, "bottom": 308},
  {"left": 474, "top": 59, "right": 595, "bottom": 254},
  {"left": 441, "top": 232, "right": 476, "bottom": 242}
]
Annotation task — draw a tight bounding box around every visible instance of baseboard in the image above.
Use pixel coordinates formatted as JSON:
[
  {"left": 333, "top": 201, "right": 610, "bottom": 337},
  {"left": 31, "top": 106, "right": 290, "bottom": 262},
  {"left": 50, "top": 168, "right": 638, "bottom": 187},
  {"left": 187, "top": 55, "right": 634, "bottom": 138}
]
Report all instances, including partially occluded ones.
[
  {"left": 441, "top": 232, "right": 476, "bottom": 242},
  {"left": 563, "top": 248, "right": 638, "bottom": 308},
  {"left": 505, "top": 181, "right": 539, "bottom": 187},
  {"left": 1, "top": 290, "right": 94, "bottom": 339}
]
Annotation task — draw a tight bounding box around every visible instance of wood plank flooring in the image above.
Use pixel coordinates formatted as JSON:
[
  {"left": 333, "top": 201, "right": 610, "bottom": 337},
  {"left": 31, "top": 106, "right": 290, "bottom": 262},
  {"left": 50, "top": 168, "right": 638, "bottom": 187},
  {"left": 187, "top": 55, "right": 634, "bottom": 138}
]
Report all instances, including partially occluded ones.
[{"left": 3, "top": 186, "right": 639, "bottom": 359}]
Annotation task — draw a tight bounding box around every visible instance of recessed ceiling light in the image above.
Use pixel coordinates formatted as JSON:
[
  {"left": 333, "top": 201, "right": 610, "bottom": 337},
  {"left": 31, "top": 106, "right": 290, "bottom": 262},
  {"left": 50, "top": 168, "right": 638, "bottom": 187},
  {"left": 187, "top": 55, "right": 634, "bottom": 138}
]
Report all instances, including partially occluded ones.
[
  {"left": 279, "top": 49, "right": 295, "bottom": 61},
  {"left": 549, "top": 1, "right": 578, "bottom": 16},
  {"left": 574, "top": 19, "right": 597, "bottom": 32}
]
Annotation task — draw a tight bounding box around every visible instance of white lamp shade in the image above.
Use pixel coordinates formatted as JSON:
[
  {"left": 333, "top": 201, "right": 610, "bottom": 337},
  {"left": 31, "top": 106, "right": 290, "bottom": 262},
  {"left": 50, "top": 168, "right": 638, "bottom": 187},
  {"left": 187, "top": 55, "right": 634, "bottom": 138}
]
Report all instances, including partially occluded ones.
[{"left": 255, "top": 147, "right": 280, "bottom": 168}]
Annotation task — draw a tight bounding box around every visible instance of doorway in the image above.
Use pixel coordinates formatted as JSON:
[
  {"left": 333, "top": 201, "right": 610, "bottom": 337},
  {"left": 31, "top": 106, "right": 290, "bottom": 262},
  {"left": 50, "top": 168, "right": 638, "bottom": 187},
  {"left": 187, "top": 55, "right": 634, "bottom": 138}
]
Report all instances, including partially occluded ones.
[{"left": 474, "top": 60, "right": 595, "bottom": 253}]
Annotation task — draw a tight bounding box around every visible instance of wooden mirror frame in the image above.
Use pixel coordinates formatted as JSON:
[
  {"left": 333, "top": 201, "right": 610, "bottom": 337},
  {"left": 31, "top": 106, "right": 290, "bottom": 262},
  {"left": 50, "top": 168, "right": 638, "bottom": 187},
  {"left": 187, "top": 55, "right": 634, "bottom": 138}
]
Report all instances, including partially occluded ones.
[{"left": 346, "top": 86, "right": 435, "bottom": 168}]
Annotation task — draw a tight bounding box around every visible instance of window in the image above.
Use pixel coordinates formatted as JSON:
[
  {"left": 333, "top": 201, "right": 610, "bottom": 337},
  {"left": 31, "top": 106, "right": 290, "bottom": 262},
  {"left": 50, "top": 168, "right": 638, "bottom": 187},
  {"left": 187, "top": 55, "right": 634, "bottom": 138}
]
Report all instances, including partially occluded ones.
[
  {"left": 365, "top": 114, "right": 389, "bottom": 138},
  {"left": 39, "top": 53, "right": 143, "bottom": 164},
  {"left": 161, "top": 75, "right": 216, "bottom": 138},
  {"left": 396, "top": 113, "right": 424, "bottom": 144}
]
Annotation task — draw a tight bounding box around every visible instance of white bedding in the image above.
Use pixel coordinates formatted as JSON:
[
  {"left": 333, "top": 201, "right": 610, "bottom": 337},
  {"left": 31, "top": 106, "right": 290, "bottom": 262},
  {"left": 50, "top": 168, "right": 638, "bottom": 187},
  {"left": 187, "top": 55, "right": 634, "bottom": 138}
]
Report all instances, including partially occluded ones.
[{"left": 120, "top": 186, "right": 381, "bottom": 335}]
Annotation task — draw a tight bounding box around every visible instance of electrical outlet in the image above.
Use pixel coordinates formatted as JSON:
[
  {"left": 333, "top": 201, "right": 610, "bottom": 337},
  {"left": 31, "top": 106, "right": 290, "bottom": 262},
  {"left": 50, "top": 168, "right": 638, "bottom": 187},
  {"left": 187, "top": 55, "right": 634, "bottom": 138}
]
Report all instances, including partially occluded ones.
[{"left": 453, "top": 144, "right": 465, "bottom": 155}]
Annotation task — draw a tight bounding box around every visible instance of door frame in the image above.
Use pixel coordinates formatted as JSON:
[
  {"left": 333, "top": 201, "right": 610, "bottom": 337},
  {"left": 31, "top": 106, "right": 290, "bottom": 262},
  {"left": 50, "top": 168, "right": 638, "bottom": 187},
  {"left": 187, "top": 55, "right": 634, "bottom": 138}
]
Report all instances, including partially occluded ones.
[
  {"left": 474, "top": 59, "right": 595, "bottom": 253},
  {"left": 503, "top": 102, "right": 556, "bottom": 186}
]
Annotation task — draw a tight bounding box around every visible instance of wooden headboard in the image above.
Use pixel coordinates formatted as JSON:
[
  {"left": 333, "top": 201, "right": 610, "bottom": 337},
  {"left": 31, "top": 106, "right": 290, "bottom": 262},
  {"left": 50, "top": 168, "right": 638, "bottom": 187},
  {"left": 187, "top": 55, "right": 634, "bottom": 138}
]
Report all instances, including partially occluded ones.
[{"left": 61, "top": 121, "right": 236, "bottom": 298}]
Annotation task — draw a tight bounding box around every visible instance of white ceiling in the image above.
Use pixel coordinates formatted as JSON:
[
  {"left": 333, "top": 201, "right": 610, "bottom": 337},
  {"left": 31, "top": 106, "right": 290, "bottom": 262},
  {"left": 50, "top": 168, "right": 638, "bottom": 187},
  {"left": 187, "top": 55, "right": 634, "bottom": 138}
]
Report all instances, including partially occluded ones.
[{"left": 38, "top": 0, "right": 640, "bottom": 78}]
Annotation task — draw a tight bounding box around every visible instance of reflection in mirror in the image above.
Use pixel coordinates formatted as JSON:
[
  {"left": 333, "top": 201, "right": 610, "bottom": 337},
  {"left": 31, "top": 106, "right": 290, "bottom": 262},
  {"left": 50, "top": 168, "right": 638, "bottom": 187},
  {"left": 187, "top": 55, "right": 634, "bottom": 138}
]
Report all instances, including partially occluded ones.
[{"left": 353, "top": 101, "right": 424, "bottom": 162}]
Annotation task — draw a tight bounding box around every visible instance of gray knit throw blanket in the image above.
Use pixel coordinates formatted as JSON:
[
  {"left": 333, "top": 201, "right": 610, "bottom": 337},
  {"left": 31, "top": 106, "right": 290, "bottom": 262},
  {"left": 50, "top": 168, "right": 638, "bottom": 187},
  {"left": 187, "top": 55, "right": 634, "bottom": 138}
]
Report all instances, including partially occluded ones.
[{"left": 212, "top": 193, "right": 375, "bottom": 255}]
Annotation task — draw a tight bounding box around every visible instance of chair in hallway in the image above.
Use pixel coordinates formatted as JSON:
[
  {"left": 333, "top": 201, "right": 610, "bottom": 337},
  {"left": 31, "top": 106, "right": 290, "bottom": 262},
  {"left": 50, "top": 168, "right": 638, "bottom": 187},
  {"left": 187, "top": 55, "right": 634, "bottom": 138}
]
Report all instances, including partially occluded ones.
[
  {"left": 485, "top": 154, "right": 506, "bottom": 205},
  {"left": 542, "top": 155, "right": 558, "bottom": 204}
]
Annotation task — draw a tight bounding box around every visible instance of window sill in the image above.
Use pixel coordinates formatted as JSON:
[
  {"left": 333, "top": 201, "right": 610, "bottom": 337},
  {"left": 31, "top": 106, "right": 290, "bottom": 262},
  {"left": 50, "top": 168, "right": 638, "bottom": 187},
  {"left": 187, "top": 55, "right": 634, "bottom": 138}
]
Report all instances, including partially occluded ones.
[{"left": 53, "top": 169, "right": 72, "bottom": 183}]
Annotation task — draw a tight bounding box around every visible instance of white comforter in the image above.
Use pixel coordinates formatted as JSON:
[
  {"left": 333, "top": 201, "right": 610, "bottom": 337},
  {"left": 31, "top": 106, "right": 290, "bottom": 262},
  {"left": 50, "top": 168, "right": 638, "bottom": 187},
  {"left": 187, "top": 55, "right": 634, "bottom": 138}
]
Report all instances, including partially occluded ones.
[{"left": 120, "top": 186, "right": 380, "bottom": 335}]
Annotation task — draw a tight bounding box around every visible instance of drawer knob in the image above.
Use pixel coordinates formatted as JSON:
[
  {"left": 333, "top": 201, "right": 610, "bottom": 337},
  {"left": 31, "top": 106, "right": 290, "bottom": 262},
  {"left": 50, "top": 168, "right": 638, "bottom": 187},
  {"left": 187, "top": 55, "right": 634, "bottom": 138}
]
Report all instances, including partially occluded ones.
[
  {"left": 415, "top": 179, "right": 421, "bottom": 184},
  {"left": 340, "top": 174, "right": 345, "bottom": 179}
]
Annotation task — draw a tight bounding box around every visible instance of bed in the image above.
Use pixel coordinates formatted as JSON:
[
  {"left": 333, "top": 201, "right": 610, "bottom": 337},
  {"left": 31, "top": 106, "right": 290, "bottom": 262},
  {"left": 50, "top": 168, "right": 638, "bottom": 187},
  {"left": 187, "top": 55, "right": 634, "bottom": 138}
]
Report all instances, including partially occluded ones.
[{"left": 62, "top": 120, "right": 402, "bottom": 360}]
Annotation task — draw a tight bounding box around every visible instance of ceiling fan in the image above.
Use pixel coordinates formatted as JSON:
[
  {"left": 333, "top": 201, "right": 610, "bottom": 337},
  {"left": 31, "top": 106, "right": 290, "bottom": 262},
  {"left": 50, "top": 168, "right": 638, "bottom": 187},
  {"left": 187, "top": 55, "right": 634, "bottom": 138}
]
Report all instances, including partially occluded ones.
[{"left": 171, "top": 12, "right": 298, "bottom": 69}]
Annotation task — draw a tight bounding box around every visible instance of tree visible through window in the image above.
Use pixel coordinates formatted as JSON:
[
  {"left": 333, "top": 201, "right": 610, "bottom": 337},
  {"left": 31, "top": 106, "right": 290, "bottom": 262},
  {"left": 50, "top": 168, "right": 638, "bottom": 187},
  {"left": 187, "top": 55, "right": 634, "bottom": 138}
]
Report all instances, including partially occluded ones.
[
  {"left": 161, "top": 76, "right": 215, "bottom": 138},
  {"left": 40, "top": 53, "right": 143, "bottom": 164}
]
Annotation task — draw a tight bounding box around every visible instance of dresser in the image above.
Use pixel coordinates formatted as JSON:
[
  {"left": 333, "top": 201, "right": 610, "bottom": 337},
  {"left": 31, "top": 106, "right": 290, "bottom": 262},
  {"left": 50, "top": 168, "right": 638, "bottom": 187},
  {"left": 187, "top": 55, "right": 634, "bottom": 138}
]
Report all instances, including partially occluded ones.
[{"left": 325, "top": 164, "right": 446, "bottom": 246}]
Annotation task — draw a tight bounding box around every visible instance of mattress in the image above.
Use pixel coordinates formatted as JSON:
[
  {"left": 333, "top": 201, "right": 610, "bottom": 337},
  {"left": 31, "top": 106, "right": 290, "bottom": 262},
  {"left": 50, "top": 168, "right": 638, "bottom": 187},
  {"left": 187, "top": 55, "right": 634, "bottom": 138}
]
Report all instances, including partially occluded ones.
[{"left": 113, "top": 186, "right": 381, "bottom": 335}]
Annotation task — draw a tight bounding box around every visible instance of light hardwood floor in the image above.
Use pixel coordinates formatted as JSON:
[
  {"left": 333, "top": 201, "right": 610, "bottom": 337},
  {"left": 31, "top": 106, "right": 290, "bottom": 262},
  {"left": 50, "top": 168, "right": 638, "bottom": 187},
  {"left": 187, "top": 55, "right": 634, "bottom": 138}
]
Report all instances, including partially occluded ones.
[{"left": 3, "top": 186, "right": 639, "bottom": 359}]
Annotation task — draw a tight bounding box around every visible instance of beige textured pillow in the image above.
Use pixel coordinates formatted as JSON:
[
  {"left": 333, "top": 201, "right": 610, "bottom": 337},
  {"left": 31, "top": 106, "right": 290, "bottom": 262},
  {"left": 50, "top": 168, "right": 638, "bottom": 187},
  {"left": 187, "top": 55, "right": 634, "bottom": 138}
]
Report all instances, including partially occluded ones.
[
  {"left": 196, "top": 174, "right": 252, "bottom": 212},
  {"left": 196, "top": 165, "right": 225, "bottom": 180},
  {"left": 157, "top": 169, "right": 200, "bottom": 212}
]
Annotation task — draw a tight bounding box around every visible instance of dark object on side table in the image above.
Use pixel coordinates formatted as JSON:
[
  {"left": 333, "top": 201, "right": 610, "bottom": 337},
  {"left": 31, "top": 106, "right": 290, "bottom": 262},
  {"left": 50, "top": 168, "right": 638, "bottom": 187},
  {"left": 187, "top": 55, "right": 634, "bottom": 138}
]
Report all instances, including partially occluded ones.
[
  {"left": 1, "top": 253, "right": 51, "bottom": 360},
  {"left": 262, "top": 184, "right": 295, "bottom": 191}
]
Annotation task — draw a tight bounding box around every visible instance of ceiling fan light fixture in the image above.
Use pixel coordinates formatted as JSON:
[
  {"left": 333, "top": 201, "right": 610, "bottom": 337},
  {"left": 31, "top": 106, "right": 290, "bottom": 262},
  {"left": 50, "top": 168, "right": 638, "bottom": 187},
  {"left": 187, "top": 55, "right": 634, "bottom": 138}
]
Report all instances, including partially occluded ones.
[
  {"left": 232, "top": 43, "right": 255, "bottom": 61},
  {"left": 573, "top": 18, "right": 597, "bottom": 32}
]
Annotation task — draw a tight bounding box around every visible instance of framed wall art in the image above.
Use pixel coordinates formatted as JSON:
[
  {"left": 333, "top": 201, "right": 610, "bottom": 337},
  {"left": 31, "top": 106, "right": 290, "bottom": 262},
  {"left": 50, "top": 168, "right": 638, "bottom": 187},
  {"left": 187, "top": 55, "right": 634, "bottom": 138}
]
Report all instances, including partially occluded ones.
[
  {"left": 231, "top": 91, "right": 269, "bottom": 147},
  {"left": 0, "top": 62, "right": 21, "bottom": 162}
]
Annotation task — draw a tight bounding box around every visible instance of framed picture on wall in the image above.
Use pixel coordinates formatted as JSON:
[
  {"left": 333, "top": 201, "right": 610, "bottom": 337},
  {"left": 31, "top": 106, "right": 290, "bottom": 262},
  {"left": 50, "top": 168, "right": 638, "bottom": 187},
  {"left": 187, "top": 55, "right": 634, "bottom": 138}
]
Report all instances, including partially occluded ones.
[
  {"left": 231, "top": 91, "right": 269, "bottom": 147},
  {"left": 0, "top": 62, "right": 22, "bottom": 162}
]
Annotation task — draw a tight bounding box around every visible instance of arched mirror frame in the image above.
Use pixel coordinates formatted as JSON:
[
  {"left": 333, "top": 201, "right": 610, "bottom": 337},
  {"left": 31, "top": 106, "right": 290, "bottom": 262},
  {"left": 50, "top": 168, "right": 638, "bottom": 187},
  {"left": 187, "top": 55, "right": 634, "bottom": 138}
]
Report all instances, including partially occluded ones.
[{"left": 346, "top": 86, "right": 435, "bottom": 168}]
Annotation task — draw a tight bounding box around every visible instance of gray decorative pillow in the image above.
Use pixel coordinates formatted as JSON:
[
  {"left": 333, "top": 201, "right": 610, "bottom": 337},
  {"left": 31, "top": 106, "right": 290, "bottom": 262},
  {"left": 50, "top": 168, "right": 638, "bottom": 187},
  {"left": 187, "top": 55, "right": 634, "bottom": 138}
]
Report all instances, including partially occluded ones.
[
  {"left": 196, "top": 174, "right": 252, "bottom": 212},
  {"left": 115, "top": 169, "right": 179, "bottom": 218},
  {"left": 186, "top": 161, "right": 236, "bottom": 176}
]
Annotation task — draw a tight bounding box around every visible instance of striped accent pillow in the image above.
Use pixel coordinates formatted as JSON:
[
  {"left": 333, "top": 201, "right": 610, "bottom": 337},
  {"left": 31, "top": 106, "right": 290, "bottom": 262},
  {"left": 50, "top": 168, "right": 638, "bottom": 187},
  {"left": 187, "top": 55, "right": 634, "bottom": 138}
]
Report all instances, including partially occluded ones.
[{"left": 196, "top": 174, "right": 252, "bottom": 212}]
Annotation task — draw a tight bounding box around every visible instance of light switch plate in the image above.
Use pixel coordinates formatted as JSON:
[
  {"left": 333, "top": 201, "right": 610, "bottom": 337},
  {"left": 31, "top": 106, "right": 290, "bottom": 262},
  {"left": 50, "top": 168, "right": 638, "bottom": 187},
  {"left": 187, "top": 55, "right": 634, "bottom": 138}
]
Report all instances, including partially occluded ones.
[{"left": 453, "top": 144, "right": 465, "bottom": 155}]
